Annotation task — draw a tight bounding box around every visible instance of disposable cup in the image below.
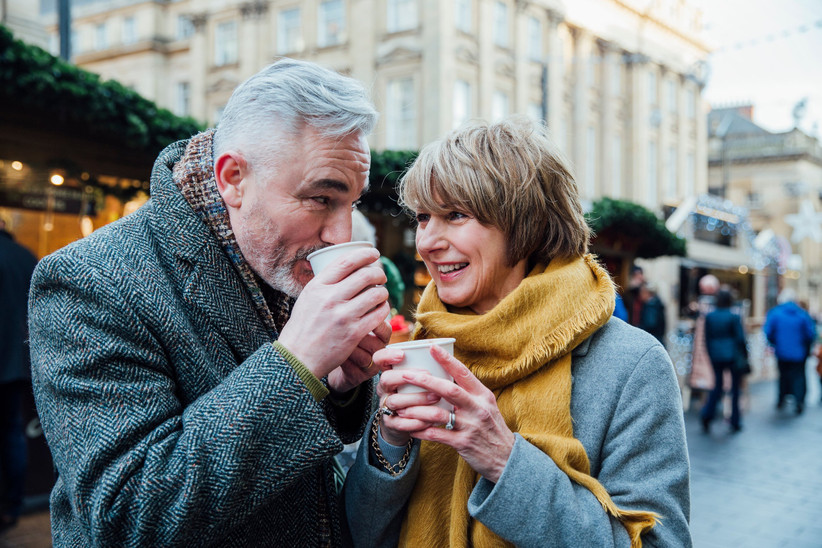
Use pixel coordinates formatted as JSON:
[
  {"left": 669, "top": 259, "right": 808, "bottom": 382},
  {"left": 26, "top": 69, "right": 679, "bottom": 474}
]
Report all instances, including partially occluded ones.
[
  {"left": 387, "top": 338, "right": 456, "bottom": 411},
  {"left": 307, "top": 241, "right": 374, "bottom": 274}
]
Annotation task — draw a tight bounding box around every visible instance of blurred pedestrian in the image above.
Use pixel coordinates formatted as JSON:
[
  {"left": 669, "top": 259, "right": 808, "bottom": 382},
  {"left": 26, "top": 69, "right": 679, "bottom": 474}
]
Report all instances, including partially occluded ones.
[
  {"left": 816, "top": 344, "right": 822, "bottom": 404},
  {"left": 688, "top": 274, "right": 720, "bottom": 394},
  {"left": 613, "top": 291, "right": 629, "bottom": 322},
  {"left": 0, "top": 218, "right": 37, "bottom": 532},
  {"left": 764, "top": 288, "right": 815, "bottom": 414},
  {"left": 700, "top": 289, "right": 748, "bottom": 433},
  {"left": 28, "top": 59, "right": 390, "bottom": 545},
  {"left": 638, "top": 282, "right": 666, "bottom": 346},
  {"left": 625, "top": 264, "right": 645, "bottom": 326}
]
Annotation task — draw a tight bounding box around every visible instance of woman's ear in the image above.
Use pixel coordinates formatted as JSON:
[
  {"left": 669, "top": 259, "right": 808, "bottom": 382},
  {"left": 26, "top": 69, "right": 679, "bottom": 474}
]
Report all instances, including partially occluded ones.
[{"left": 214, "top": 152, "right": 249, "bottom": 208}]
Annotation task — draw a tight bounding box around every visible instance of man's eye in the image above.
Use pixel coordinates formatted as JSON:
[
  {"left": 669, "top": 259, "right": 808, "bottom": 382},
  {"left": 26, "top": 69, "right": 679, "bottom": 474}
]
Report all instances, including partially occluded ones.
[{"left": 312, "top": 196, "right": 330, "bottom": 206}]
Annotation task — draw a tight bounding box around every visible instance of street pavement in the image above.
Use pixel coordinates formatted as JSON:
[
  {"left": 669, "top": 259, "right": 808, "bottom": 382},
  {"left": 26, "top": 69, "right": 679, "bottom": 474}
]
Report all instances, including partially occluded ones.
[
  {"left": 686, "top": 361, "right": 822, "bottom": 548},
  {"left": 2, "top": 365, "right": 821, "bottom": 548}
]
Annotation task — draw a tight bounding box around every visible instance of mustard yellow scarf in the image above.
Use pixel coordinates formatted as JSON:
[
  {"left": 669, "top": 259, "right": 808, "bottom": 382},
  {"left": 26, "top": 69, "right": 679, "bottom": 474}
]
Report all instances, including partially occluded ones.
[{"left": 399, "top": 255, "right": 659, "bottom": 547}]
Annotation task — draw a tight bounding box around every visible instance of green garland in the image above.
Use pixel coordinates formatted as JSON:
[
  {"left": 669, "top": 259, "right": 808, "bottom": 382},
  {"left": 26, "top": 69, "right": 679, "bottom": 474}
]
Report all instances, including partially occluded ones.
[
  {"left": 0, "top": 24, "right": 203, "bottom": 156},
  {"left": 586, "top": 197, "right": 687, "bottom": 258}
]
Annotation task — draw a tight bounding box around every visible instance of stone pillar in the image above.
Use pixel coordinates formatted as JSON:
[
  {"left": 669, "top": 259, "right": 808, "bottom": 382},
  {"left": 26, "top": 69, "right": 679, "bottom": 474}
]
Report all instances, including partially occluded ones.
[
  {"left": 188, "top": 12, "right": 209, "bottom": 124},
  {"left": 240, "top": 1, "right": 268, "bottom": 76},
  {"left": 544, "top": 8, "right": 564, "bottom": 135},
  {"left": 599, "top": 39, "right": 616, "bottom": 198},
  {"left": 571, "top": 27, "right": 590, "bottom": 195}
]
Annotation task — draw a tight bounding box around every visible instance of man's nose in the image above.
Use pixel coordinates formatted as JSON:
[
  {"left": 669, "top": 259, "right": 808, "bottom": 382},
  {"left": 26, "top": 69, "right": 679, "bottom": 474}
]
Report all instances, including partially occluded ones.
[{"left": 321, "top": 210, "right": 353, "bottom": 245}]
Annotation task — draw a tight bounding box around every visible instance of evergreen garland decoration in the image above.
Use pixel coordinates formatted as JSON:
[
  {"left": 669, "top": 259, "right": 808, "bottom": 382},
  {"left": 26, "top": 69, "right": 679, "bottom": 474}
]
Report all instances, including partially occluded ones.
[
  {"left": 586, "top": 197, "right": 687, "bottom": 258},
  {"left": 0, "top": 24, "right": 203, "bottom": 156}
]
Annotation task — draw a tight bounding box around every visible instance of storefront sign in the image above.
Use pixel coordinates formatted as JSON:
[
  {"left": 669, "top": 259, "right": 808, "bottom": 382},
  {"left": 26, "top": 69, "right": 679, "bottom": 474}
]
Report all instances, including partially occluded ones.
[{"left": 0, "top": 187, "right": 85, "bottom": 214}]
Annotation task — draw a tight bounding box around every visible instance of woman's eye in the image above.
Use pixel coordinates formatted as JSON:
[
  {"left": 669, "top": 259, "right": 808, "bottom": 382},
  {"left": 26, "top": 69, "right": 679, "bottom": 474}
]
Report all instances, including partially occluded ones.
[
  {"left": 447, "top": 211, "right": 467, "bottom": 221},
  {"left": 415, "top": 213, "right": 430, "bottom": 224}
]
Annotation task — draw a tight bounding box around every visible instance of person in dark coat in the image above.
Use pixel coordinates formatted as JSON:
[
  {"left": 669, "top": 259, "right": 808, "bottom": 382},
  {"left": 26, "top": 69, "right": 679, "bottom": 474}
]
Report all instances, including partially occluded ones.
[
  {"left": 0, "top": 219, "right": 38, "bottom": 531},
  {"left": 638, "top": 282, "right": 667, "bottom": 346},
  {"left": 700, "top": 289, "right": 748, "bottom": 433},
  {"left": 28, "top": 59, "right": 390, "bottom": 546},
  {"left": 764, "top": 288, "right": 816, "bottom": 414}
]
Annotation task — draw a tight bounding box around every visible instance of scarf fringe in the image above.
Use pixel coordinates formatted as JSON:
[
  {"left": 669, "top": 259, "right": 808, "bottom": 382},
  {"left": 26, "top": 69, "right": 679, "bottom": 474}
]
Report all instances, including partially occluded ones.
[{"left": 600, "top": 499, "right": 661, "bottom": 548}]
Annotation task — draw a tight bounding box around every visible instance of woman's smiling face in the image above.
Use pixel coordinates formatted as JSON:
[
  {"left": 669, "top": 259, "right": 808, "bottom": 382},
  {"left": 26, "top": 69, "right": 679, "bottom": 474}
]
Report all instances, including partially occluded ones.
[{"left": 415, "top": 204, "right": 527, "bottom": 315}]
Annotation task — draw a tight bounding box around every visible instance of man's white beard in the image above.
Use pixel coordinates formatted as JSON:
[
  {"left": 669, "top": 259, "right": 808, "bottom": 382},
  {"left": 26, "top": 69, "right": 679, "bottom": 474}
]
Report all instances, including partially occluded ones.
[
  {"left": 239, "top": 202, "right": 320, "bottom": 299},
  {"left": 269, "top": 256, "right": 306, "bottom": 298}
]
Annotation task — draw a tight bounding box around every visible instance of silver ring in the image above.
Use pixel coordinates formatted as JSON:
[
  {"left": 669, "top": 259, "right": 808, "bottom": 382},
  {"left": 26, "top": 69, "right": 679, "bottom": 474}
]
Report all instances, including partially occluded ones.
[
  {"left": 380, "top": 406, "right": 394, "bottom": 417},
  {"left": 445, "top": 410, "right": 455, "bottom": 430}
]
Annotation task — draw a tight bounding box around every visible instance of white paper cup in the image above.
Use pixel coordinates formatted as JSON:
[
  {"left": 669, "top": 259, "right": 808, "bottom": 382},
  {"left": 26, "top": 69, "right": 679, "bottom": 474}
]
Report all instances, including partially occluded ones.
[
  {"left": 307, "top": 241, "right": 374, "bottom": 274},
  {"left": 388, "top": 338, "right": 456, "bottom": 411}
]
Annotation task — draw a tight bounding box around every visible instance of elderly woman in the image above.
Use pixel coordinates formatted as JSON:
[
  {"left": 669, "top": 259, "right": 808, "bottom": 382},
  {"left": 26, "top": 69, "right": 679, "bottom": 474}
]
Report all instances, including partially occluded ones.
[{"left": 344, "top": 117, "right": 690, "bottom": 547}]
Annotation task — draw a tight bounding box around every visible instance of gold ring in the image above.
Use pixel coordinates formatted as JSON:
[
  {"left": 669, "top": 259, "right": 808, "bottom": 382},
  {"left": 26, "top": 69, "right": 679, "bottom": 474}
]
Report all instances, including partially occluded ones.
[{"left": 367, "top": 359, "right": 375, "bottom": 370}]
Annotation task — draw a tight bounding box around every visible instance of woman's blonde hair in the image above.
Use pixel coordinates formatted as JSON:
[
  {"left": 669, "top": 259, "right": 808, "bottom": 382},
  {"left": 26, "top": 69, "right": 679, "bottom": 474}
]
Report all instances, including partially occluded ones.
[{"left": 399, "top": 116, "right": 589, "bottom": 266}]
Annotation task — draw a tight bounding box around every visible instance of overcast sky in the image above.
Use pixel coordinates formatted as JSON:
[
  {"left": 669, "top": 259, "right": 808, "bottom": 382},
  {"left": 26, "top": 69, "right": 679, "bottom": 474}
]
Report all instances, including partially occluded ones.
[{"left": 695, "top": 0, "right": 822, "bottom": 135}]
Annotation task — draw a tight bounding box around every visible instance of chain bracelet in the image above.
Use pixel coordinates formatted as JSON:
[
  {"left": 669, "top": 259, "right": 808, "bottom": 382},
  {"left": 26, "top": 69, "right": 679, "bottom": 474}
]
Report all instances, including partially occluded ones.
[{"left": 370, "top": 408, "right": 413, "bottom": 477}]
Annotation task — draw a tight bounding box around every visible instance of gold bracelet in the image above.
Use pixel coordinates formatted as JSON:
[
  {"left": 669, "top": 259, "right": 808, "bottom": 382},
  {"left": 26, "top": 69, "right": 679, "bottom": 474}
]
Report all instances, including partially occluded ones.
[{"left": 370, "top": 408, "right": 413, "bottom": 477}]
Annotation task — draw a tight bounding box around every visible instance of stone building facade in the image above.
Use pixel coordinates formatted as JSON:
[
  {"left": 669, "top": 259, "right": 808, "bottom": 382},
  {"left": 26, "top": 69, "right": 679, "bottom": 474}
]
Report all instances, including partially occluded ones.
[{"left": 38, "top": 0, "right": 710, "bottom": 209}]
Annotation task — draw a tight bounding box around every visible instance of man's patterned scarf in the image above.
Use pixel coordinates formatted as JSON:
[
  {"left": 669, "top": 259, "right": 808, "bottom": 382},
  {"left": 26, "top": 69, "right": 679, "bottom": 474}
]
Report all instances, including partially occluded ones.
[{"left": 172, "top": 129, "right": 294, "bottom": 335}]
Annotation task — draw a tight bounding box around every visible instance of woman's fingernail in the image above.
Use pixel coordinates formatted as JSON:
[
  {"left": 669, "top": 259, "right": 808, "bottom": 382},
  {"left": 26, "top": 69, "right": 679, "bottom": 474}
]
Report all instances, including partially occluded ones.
[{"left": 426, "top": 393, "right": 440, "bottom": 402}]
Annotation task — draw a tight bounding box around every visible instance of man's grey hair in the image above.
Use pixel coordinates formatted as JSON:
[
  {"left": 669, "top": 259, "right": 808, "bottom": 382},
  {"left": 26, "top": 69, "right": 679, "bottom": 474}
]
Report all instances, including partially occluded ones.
[{"left": 213, "top": 58, "right": 378, "bottom": 172}]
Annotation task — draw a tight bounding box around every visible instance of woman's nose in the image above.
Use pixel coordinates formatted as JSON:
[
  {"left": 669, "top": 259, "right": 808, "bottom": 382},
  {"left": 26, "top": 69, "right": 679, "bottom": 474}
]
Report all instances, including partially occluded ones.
[{"left": 416, "top": 219, "right": 446, "bottom": 252}]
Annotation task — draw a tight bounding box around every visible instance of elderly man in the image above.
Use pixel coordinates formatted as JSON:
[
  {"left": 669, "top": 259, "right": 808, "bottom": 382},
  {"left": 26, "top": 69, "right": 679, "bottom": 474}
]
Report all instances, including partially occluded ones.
[{"left": 28, "top": 59, "right": 389, "bottom": 546}]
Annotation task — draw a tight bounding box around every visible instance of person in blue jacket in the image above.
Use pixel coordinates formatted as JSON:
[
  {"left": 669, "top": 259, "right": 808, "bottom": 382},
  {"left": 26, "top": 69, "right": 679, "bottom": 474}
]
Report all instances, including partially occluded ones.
[
  {"left": 700, "top": 289, "right": 747, "bottom": 433},
  {"left": 764, "top": 288, "right": 816, "bottom": 414}
]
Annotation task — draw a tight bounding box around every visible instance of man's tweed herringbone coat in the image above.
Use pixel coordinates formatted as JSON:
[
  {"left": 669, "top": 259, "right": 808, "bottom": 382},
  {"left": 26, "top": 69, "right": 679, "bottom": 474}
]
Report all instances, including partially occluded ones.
[{"left": 28, "top": 140, "right": 372, "bottom": 547}]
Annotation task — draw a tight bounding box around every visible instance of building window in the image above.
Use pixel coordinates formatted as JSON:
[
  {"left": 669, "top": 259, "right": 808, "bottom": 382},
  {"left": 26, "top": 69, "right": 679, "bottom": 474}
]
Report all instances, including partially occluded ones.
[
  {"left": 177, "top": 15, "right": 194, "bottom": 40},
  {"left": 71, "top": 29, "right": 80, "bottom": 54},
  {"left": 318, "top": 0, "right": 346, "bottom": 47},
  {"left": 277, "top": 8, "right": 302, "bottom": 53},
  {"left": 453, "top": 80, "right": 472, "bottom": 129},
  {"left": 94, "top": 23, "right": 107, "bottom": 50},
  {"left": 493, "top": 1, "right": 508, "bottom": 47},
  {"left": 685, "top": 152, "right": 695, "bottom": 196},
  {"left": 586, "top": 126, "right": 597, "bottom": 198},
  {"left": 528, "top": 103, "right": 543, "bottom": 124},
  {"left": 455, "top": 0, "right": 471, "bottom": 33},
  {"left": 491, "top": 91, "right": 509, "bottom": 122},
  {"left": 686, "top": 88, "right": 696, "bottom": 118},
  {"left": 527, "top": 16, "right": 542, "bottom": 61},
  {"left": 175, "top": 82, "right": 190, "bottom": 117},
  {"left": 666, "top": 145, "right": 677, "bottom": 198},
  {"left": 386, "top": 77, "right": 416, "bottom": 149},
  {"left": 387, "top": 0, "right": 418, "bottom": 33},
  {"left": 647, "top": 140, "right": 658, "bottom": 205},
  {"left": 612, "top": 135, "right": 622, "bottom": 197},
  {"left": 647, "top": 69, "right": 657, "bottom": 105},
  {"left": 49, "top": 33, "right": 59, "bottom": 55},
  {"left": 123, "top": 16, "right": 136, "bottom": 45},
  {"left": 214, "top": 20, "right": 238, "bottom": 66},
  {"left": 667, "top": 79, "right": 677, "bottom": 113},
  {"left": 558, "top": 115, "right": 568, "bottom": 153}
]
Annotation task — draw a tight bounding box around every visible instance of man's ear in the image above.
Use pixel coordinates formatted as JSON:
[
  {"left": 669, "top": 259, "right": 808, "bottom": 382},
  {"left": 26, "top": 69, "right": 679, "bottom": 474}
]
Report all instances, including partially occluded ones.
[{"left": 214, "top": 152, "right": 249, "bottom": 208}]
